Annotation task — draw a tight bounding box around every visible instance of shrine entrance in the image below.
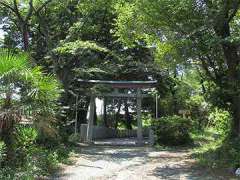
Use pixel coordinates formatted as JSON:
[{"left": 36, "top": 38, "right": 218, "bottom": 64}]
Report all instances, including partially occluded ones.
[{"left": 78, "top": 80, "right": 157, "bottom": 145}]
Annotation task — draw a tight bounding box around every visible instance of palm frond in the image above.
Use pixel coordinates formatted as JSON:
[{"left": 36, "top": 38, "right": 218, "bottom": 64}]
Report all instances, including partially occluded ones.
[{"left": 0, "top": 49, "right": 28, "bottom": 78}]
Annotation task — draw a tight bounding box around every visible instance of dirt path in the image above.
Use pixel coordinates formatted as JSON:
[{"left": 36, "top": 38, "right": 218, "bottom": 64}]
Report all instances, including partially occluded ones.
[{"left": 54, "top": 144, "right": 232, "bottom": 180}]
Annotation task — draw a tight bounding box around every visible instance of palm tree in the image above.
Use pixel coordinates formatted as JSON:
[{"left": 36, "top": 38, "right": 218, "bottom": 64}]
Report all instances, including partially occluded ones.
[{"left": 0, "top": 49, "right": 60, "bottom": 160}]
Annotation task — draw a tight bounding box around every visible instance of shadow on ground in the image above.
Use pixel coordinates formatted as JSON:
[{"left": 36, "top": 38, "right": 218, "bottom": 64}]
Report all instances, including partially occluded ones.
[{"left": 52, "top": 139, "right": 235, "bottom": 180}]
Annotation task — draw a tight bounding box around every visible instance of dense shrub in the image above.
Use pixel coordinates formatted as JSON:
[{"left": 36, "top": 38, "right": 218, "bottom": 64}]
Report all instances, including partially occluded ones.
[
  {"left": 0, "top": 167, "right": 15, "bottom": 180},
  {"left": 0, "top": 126, "right": 70, "bottom": 179},
  {"left": 0, "top": 142, "right": 15, "bottom": 179},
  {"left": 35, "top": 149, "right": 59, "bottom": 175},
  {"left": 142, "top": 114, "right": 152, "bottom": 127},
  {"left": 14, "top": 126, "right": 38, "bottom": 164},
  {"left": 208, "top": 108, "right": 231, "bottom": 135},
  {"left": 152, "top": 115, "right": 193, "bottom": 146},
  {"left": 15, "top": 127, "right": 67, "bottom": 176},
  {"left": 68, "top": 133, "right": 81, "bottom": 143}
]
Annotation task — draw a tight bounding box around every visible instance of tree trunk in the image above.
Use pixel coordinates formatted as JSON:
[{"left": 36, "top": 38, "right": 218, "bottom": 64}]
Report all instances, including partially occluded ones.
[
  {"left": 22, "top": 24, "right": 30, "bottom": 51},
  {"left": 231, "top": 96, "right": 240, "bottom": 136},
  {"left": 170, "top": 69, "right": 178, "bottom": 115},
  {"left": 214, "top": 19, "right": 240, "bottom": 136},
  {"left": 4, "top": 91, "right": 12, "bottom": 109},
  {"left": 222, "top": 44, "right": 240, "bottom": 136}
]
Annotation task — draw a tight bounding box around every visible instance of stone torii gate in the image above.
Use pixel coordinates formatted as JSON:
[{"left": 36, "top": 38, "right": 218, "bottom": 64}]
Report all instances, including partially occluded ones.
[{"left": 79, "top": 80, "right": 157, "bottom": 144}]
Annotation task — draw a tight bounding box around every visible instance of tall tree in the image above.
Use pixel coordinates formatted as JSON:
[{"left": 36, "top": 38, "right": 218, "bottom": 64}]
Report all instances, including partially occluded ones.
[
  {"left": 51, "top": 0, "right": 166, "bottom": 127},
  {"left": 115, "top": 0, "right": 240, "bottom": 136},
  {"left": 0, "top": 0, "right": 53, "bottom": 51}
]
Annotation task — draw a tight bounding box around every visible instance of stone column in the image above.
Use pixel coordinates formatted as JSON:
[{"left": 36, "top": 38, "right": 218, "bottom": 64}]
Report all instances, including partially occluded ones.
[
  {"left": 103, "top": 97, "right": 108, "bottom": 127},
  {"left": 137, "top": 88, "right": 143, "bottom": 144},
  {"left": 86, "top": 95, "right": 95, "bottom": 143},
  {"left": 74, "top": 95, "right": 78, "bottom": 135},
  {"left": 155, "top": 94, "right": 158, "bottom": 119},
  {"left": 149, "top": 128, "right": 155, "bottom": 146}
]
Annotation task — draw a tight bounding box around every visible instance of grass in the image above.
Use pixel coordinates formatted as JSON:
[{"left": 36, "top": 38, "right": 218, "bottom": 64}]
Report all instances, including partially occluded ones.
[
  {"left": 191, "top": 128, "right": 220, "bottom": 146},
  {"left": 153, "top": 128, "right": 219, "bottom": 152},
  {"left": 190, "top": 127, "right": 240, "bottom": 177},
  {"left": 191, "top": 128, "right": 225, "bottom": 168},
  {"left": 154, "top": 127, "right": 239, "bottom": 176},
  {"left": 151, "top": 128, "right": 237, "bottom": 178}
]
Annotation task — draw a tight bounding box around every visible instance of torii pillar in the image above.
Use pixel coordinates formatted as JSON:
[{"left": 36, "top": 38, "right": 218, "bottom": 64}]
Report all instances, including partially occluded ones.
[
  {"left": 86, "top": 95, "right": 95, "bottom": 143},
  {"left": 137, "top": 88, "right": 143, "bottom": 144}
]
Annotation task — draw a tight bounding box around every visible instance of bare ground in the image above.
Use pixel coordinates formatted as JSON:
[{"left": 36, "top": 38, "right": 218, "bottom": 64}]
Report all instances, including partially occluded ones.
[{"left": 53, "top": 141, "right": 235, "bottom": 180}]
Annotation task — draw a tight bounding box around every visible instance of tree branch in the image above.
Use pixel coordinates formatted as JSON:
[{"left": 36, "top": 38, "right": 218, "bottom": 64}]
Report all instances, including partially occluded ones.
[
  {"left": 199, "top": 55, "right": 216, "bottom": 82},
  {"left": 25, "top": 0, "right": 34, "bottom": 22},
  {"left": 35, "top": 0, "right": 53, "bottom": 14},
  {"left": 13, "top": 0, "right": 24, "bottom": 23},
  {"left": 0, "top": 1, "right": 15, "bottom": 12},
  {"left": 228, "top": 0, "right": 240, "bottom": 23}
]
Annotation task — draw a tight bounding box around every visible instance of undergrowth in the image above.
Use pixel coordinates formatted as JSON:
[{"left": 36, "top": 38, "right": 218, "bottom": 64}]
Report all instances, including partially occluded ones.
[{"left": 191, "top": 128, "right": 240, "bottom": 173}]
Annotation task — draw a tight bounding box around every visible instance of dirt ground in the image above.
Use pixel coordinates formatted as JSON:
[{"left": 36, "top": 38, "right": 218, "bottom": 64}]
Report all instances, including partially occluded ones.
[{"left": 53, "top": 139, "right": 234, "bottom": 180}]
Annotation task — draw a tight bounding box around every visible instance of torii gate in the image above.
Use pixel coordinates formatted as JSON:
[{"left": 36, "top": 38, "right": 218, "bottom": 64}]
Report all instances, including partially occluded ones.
[{"left": 78, "top": 80, "right": 157, "bottom": 144}]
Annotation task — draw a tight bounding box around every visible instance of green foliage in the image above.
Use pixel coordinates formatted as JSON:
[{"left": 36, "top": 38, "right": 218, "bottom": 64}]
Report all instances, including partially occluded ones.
[
  {"left": 0, "top": 140, "right": 71, "bottom": 179},
  {"left": 186, "top": 95, "right": 209, "bottom": 130},
  {"left": 0, "top": 49, "right": 61, "bottom": 142},
  {"left": 26, "top": 147, "right": 59, "bottom": 176},
  {"left": 35, "top": 144, "right": 73, "bottom": 174},
  {"left": 0, "top": 49, "right": 62, "bottom": 178},
  {"left": 0, "top": 50, "right": 28, "bottom": 76},
  {"left": 156, "top": 67, "right": 205, "bottom": 119},
  {"left": 115, "top": 0, "right": 240, "bottom": 136},
  {"left": 192, "top": 129, "right": 240, "bottom": 171},
  {"left": 0, "top": 167, "right": 15, "bottom": 180},
  {"left": 152, "top": 115, "right": 193, "bottom": 146},
  {"left": 208, "top": 108, "right": 231, "bottom": 135},
  {"left": 54, "top": 40, "right": 109, "bottom": 55},
  {"left": 192, "top": 128, "right": 224, "bottom": 167},
  {"left": 14, "top": 126, "right": 38, "bottom": 148},
  {"left": 90, "top": 84, "right": 112, "bottom": 96},
  {"left": 45, "top": 151, "right": 59, "bottom": 173},
  {"left": 12, "top": 127, "right": 40, "bottom": 178},
  {"left": 15, "top": 141, "right": 71, "bottom": 177},
  {"left": 225, "top": 138, "right": 240, "bottom": 169},
  {"left": 2, "top": 0, "right": 240, "bottom": 176},
  {"left": 142, "top": 114, "right": 152, "bottom": 128},
  {"left": 13, "top": 126, "right": 38, "bottom": 167},
  {"left": 0, "top": 141, "right": 6, "bottom": 165},
  {"left": 0, "top": 127, "right": 37, "bottom": 179},
  {"left": 68, "top": 133, "right": 81, "bottom": 143}
]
